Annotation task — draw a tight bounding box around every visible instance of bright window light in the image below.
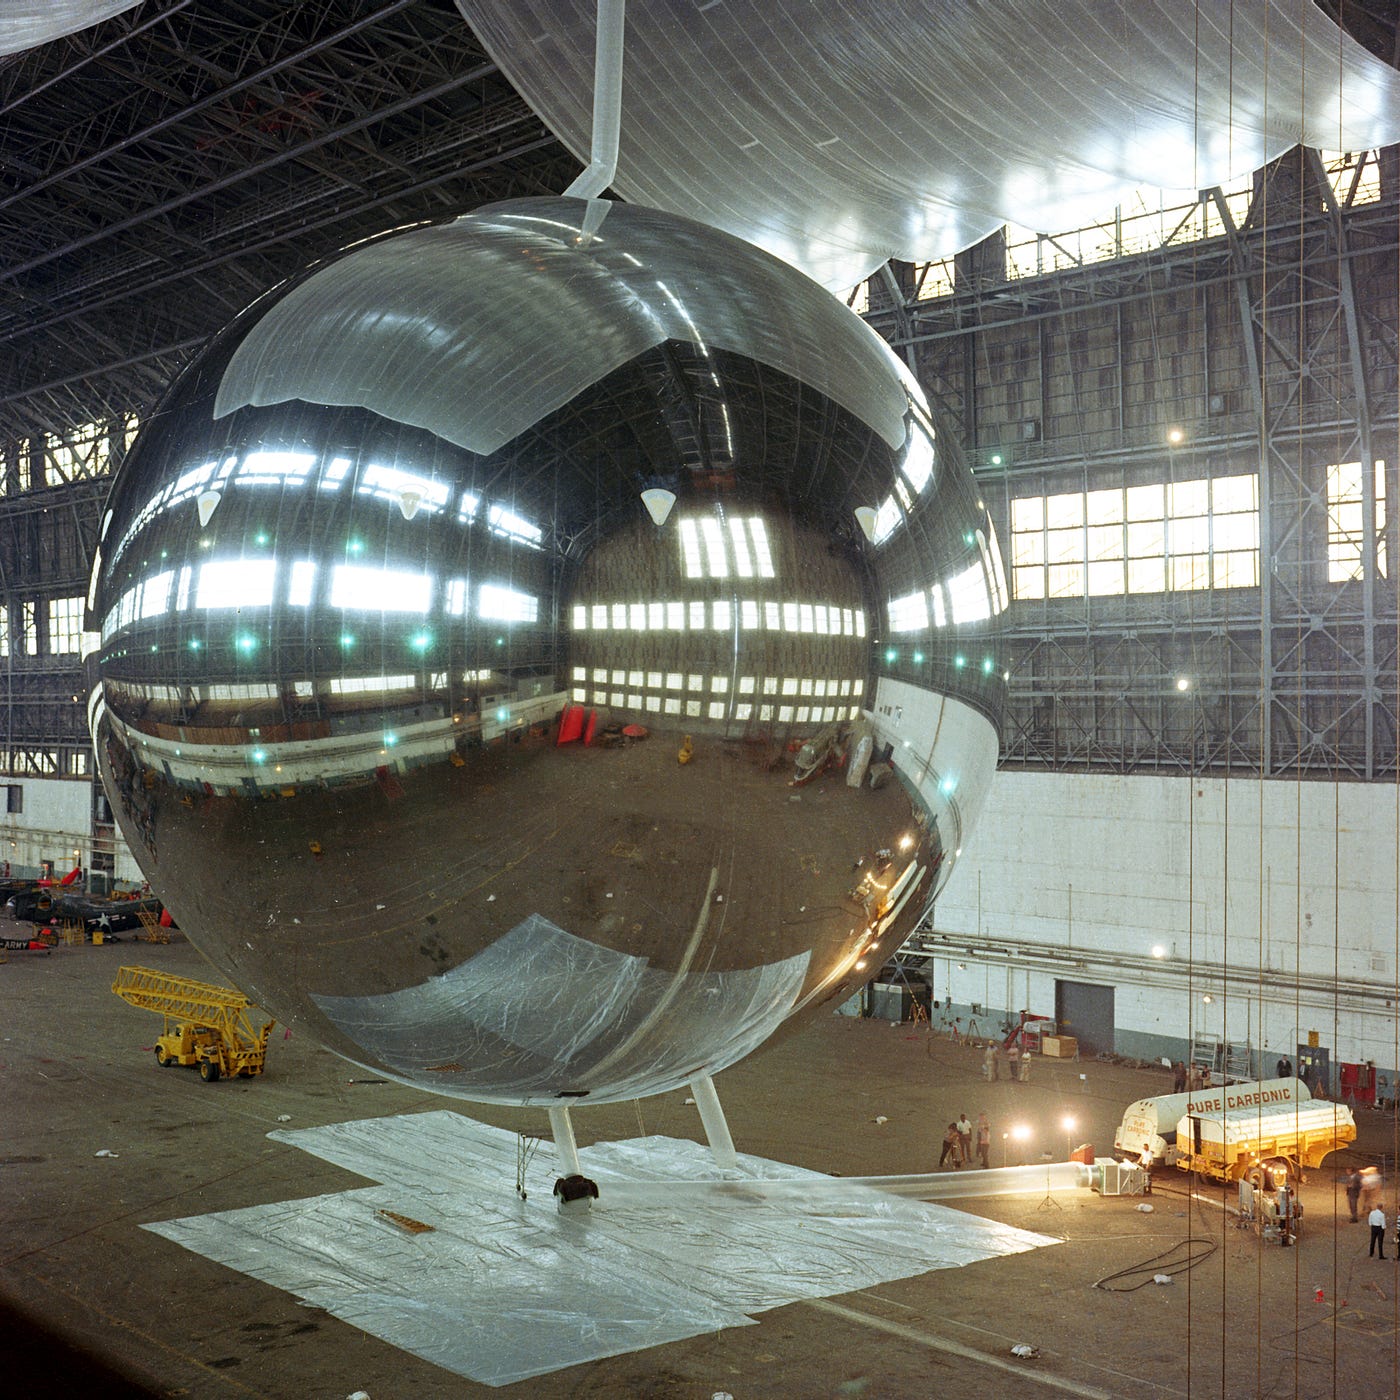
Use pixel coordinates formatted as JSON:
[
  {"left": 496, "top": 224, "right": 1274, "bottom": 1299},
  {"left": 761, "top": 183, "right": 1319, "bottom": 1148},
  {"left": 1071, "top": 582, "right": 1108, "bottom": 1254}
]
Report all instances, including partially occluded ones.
[
  {"left": 739, "top": 676, "right": 755, "bottom": 693},
  {"left": 487, "top": 503, "right": 542, "bottom": 545},
  {"left": 572, "top": 666, "right": 587, "bottom": 681},
  {"left": 647, "top": 672, "right": 662, "bottom": 688},
  {"left": 782, "top": 677, "right": 798, "bottom": 696},
  {"left": 901, "top": 423, "right": 934, "bottom": 493},
  {"left": 612, "top": 603, "right": 627, "bottom": 629},
  {"left": 798, "top": 603, "right": 814, "bottom": 633},
  {"left": 930, "top": 584, "right": 947, "bottom": 627},
  {"left": 747, "top": 518, "right": 775, "bottom": 577},
  {"left": 708, "top": 701, "right": 726, "bottom": 720},
  {"left": 572, "top": 604, "right": 587, "bottom": 628},
  {"left": 873, "top": 495, "right": 902, "bottom": 545},
  {"left": 689, "top": 600, "right": 706, "bottom": 629},
  {"left": 138, "top": 570, "right": 174, "bottom": 619},
  {"left": 741, "top": 599, "right": 759, "bottom": 628},
  {"left": 330, "top": 674, "right": 415, "bottom": 694},
  {"left": 843, "top": 607, "right": 854, "bottom": 636},
  {"left": 765, "top": 601, "right": 781, "bottom": 630},
  {"left": 287, "top": 560, "right": 317, "bottom": 607},
  {"left": 666, "top": 673, "right": 683, "bottom": 690},
  {"left": 236, "top": 449, "right": 317, "bottom": 486},
  {"left": 700, "top": 517, "right": 728, "bottom": 577},
  {"left": 359, "top": 463, "right": 451, "bottom": 515},
  {"left": 591, "top": 604, "right": 608, "bottom": 629},
  {"left": 667, "top": 601, "right": 685, "bottom": 630},
  {"left": 947, "top": 561, "right": 993, "bottom": 623},
  {"left": 679, "top": 519, "right": 703, "bottom": 577},
  {"left": 479, "top": 584, "right": 538, "bottom": 623},
  {"left": 888, "top": 590, "right": 929, "bottom": 632},
  {"left": 783, "top": 602, "right": 799, "bottom": 632},
  {"left": 729, "top": 518, "right": 754, "bottom": 577},
  {"left": 199, "top": 559, "right": 276, "bottom": 609},
  {"left": 648, "top": 602, "right": 664, "bottom": 629},
  {"left": 713, "top": 599, "right": 732, "bottom": 630},
  {"left": 445, "top": 578, "right": 469, "bottom": 616},
  {"left": 331, "top": 565, "right": 432, "bottom": 613},
  {"left": 320, "top": 457, "right": 353, "bottom": 493}
]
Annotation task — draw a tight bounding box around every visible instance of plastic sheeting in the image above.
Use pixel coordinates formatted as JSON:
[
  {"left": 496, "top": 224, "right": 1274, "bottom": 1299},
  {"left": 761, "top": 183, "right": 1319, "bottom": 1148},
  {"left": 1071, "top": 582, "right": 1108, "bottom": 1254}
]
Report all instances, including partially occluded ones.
[
  {"left": 144, "top": 1110, "right": 1060, "bottom": 1388},
  {"left": 0, "top": 1, "right": 140, "bottom": 57},
  {"left": 213, "top": 198, "right": 915, "bottom": 456},
  {"left": 456, "top": 1, "right": 1400, "bottom": 291},
  {"left": 311, "top": 913, "right": 811, "bottom": 1105}
]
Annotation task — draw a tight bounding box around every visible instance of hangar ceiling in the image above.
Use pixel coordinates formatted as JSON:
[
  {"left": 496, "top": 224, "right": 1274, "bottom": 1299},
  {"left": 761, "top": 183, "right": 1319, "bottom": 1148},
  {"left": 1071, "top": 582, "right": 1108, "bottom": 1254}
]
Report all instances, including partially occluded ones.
[{"left": 0, "top": 0, "right": 574, "bottom": 438}]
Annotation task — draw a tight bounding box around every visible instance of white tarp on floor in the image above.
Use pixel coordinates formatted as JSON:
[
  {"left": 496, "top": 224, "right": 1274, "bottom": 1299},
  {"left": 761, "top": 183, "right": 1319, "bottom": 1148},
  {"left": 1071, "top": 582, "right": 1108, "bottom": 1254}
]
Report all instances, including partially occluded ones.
[{"left": 144, "top": 1110, "right": 1059, "bottom": 1387}]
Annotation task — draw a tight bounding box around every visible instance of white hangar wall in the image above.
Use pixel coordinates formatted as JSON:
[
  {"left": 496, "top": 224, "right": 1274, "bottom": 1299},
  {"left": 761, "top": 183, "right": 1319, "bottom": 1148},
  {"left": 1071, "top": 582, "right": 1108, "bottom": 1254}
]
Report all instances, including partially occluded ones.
[
  {"left": 927, "top": 770, "right": 1400, "bottom": 1088},
  {"left": 0, "top": 775, "right": 143, "bottom": 887}
]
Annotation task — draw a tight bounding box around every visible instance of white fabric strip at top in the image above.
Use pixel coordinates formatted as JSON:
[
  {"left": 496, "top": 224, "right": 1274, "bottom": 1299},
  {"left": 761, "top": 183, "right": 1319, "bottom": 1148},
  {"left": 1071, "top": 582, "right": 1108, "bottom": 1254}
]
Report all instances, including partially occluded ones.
[{"left": 457, "top": 0, "right": 1400, "bottom": 290}]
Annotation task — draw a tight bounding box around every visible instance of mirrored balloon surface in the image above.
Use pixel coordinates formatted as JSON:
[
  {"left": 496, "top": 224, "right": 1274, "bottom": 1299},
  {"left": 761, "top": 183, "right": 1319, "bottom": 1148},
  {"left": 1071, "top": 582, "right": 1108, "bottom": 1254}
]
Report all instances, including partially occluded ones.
[{"left": 91, "top": 198, "right": 1005, "bottom": 1105}]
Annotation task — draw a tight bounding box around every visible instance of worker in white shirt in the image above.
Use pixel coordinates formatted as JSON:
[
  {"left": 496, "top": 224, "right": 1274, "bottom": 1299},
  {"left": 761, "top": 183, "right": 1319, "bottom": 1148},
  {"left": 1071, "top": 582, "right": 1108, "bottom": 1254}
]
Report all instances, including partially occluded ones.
[{"left": 1369, "top": 1204, "right": 1388, "bottom": 1258}]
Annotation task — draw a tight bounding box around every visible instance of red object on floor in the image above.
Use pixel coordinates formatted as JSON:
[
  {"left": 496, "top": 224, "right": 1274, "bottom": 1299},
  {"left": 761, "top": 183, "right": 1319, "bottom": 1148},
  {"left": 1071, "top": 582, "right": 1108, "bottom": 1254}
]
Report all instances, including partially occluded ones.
[
  {"left": 583, "top": 709, "right": 598, "bottom": 745},
  {"left": 557, "top": 704, "right": 585, "bottom": 745}
]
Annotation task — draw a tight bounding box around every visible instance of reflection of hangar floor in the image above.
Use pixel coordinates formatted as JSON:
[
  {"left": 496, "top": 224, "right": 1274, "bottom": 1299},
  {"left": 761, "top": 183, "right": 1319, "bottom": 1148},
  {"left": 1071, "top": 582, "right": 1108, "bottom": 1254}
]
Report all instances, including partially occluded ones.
[
  {"left": 120, "top": 725, "right": 930, "bottom": 1100},
  {"left": 7, "top": 940, "right": 1397, "bottom": 1398}
]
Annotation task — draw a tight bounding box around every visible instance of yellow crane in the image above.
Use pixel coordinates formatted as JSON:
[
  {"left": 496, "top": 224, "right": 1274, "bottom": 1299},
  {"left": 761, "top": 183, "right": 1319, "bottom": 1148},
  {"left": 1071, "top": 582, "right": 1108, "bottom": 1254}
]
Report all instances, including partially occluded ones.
[{"left": 111, "top": 965, "right": 274, "bottom": 1082}]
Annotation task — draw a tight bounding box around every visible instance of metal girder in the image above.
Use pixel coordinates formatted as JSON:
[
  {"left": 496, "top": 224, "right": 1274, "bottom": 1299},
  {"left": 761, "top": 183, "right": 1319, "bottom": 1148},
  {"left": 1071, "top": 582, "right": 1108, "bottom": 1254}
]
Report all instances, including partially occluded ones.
[
  {"left": 889, "top": 150, "right": 1399, "bottom": 783},
  {"left": 0, "top": 1, "right": 572, "bottom": 428}
]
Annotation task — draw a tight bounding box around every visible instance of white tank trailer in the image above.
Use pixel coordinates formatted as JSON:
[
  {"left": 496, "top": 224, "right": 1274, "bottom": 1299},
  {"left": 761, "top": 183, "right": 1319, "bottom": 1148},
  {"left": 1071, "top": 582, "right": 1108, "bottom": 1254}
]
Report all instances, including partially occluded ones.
[
  {"left": 1114, "top": 1077, "right": 1312, "bottom": 1166},
  {"left": 1174, "top": 1099, "right": 1356, "bottom": 1184}
]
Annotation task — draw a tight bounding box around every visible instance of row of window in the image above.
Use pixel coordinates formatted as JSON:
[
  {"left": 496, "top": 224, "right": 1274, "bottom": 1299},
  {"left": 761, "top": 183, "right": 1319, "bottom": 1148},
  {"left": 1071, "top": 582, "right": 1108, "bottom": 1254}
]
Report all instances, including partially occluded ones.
[
  {"left": 0, "top": 597, "right": 99, "bottom": 658},
  {"left": 106, "top": 669, "right": 505, "bottom": 707},
  {"left": 101, "top": 561, "right": 541, "bottom": 641},
  {"left": 571, "top": 598, "right": 867, "bottom": 638},
  {"left": 571, "top": 690, "right": 861, "bottom": 726},
  {"left": 0, "top": 415, "right": 139, "bottom": 497},
  {"left": 570, "top": 668, "right": 865, "bottom": 700},
  {"left": 104, "top": 448, "right": 544, "bottom": 574},
  {"left": 1008, "top": 465, "right": 1386, "bottom": 600}
]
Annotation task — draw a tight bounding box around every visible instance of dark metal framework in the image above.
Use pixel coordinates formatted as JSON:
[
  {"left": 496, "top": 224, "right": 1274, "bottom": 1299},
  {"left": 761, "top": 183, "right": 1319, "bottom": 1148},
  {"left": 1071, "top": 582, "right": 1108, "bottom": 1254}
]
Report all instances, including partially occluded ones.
[
  {"left": 0, "top": 0, "right": 573, "bottom": 775},
  {"left": 867, "top": 148, "right": 1400, "bottom": 780},
  {"left": 0, "top": 3, "right": 1398, "bottom": 786}
]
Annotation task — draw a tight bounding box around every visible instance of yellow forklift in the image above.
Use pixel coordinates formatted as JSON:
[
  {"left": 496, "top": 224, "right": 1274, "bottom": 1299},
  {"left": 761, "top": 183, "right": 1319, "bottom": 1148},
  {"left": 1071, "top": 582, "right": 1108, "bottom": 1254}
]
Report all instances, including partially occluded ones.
[{"left": 111, "top": 965, "right": 273, "bottom": 1082}]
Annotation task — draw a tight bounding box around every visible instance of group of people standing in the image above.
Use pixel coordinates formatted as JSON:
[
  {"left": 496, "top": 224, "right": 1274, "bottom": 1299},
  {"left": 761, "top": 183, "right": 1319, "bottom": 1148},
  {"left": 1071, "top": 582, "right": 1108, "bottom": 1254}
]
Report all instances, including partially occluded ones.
[
  {"left": 939, "top": 1111, "right": 992, "bottom": 1170},
  {"left": 984, "top": 1039, "right": 1032, "bottom": 1083}
]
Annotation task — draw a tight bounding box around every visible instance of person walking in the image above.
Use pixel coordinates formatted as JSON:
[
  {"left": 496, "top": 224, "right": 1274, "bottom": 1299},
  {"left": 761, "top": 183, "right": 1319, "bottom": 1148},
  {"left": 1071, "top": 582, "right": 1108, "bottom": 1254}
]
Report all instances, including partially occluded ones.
[
  {"left": 939, "top": 1123, "right": 962, "bottom": 1169},
  {"left": 1369, "top": 1203, "right": 1388, "bottom": 1258},
  {"left": 983, "top": 1041, "right": 998, "bottom": 1082},
  {"left": 1007, "top": 1041, "right": 1021, "bottom": 1081},
  {"left": 975, "top": 1112, "right": 992, "bottom": 1170},
  {"left": 1346, "top": 1169, "right": 1363, "bottom": 1223},
  {"left": 955, "top": 1113, "right": 972, "bottom": 1165},
  {"left": 1018, "top": 1047, "right": 1031, "bottom": 1083},
  {"left": 1139, "top": 1142, "right": 1154, "bottom": 1195},
  {"left": 1172, "top": 1061, "right": 1187, "bottom": 1094}
]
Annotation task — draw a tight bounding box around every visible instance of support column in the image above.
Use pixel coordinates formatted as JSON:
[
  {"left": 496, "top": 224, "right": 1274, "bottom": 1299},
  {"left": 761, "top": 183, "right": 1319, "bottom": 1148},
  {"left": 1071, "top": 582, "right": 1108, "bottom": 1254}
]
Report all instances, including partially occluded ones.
[
  {"left": 547, "top": 1105, "right": 582, "bottom": 1178},
  {"left": 689, "top": 1072, "right": 738, "bottom": 1170}
]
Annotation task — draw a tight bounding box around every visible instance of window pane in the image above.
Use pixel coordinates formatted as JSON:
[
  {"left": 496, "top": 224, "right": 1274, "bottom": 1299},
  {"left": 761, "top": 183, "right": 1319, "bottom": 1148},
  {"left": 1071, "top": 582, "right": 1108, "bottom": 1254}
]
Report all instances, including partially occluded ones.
[
  {"left": 1011, "top": 496, "right": 1044, "bottom": 531},
  {"left": 1168, "top": 516, "right": 1208, "bottom": 554},
  {"left": 1127, "top": 521, "right": 1165, "bottom": 557},
  {"left": 1045, "top": 493, "right": 1084, "bottom": 528},
  {"left": 1168, "top": 479, "right": 1208, "bottom": 516},
  {"left": 1047, "top": 563, "right": 1085, "bottom": 597},
  {"left": 1127, "top": 557, "right": 1166, "bottom": 593},
  {"left": 1086, "top": 524, "right": 1122, "bottom": 562},
  {"left": 1086, "top": 560, "right": 1126, "bottom": 595},
  {"left": 1126, "top": 483, "right": 1164, "bottom": 520},
  {"left": 1085, "top": 488, "right": 1123, "bottom": 526},
  {"left": 1047, "top": 527, "right": 1082, "bottom": 565},
  {"left": 1013, "top": 565, "right": 1045, "bottom": 599}
]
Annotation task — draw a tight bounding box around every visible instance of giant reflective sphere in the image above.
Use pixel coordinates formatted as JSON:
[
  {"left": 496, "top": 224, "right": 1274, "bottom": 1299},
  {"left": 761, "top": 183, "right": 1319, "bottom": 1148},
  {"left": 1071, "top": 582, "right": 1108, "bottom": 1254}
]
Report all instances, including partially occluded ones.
[{"left": 90, "top": 198, "right": 1006, "bottom": 1106}]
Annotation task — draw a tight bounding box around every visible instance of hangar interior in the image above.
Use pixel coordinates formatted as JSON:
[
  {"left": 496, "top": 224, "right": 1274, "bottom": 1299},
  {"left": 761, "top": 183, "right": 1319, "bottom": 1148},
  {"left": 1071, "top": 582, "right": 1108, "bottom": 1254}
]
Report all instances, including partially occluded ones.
[{"left": 3, "top": 3, "right": 1400, "bottom": 1398}]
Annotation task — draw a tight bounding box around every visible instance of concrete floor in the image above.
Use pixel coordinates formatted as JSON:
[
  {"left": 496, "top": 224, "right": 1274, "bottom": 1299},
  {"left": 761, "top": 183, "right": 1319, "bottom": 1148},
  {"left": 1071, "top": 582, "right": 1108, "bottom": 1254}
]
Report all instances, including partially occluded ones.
[{"left": 3, "top": 935, "right": 1399, "bottom": 1399}]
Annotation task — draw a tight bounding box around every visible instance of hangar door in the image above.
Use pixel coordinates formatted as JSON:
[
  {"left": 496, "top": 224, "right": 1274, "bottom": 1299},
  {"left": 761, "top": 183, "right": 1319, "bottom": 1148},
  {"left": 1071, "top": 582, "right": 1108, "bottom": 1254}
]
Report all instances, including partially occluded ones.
[{"left": 1054, "top": 980, "right": 1114, "bottom": 1057}]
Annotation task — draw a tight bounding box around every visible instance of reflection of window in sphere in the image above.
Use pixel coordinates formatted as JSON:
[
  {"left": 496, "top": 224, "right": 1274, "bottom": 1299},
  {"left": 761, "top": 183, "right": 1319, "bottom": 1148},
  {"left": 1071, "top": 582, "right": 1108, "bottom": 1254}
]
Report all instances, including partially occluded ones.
[{"left": 90, "top": 197, "right": 1006, "bottom": 1107}]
